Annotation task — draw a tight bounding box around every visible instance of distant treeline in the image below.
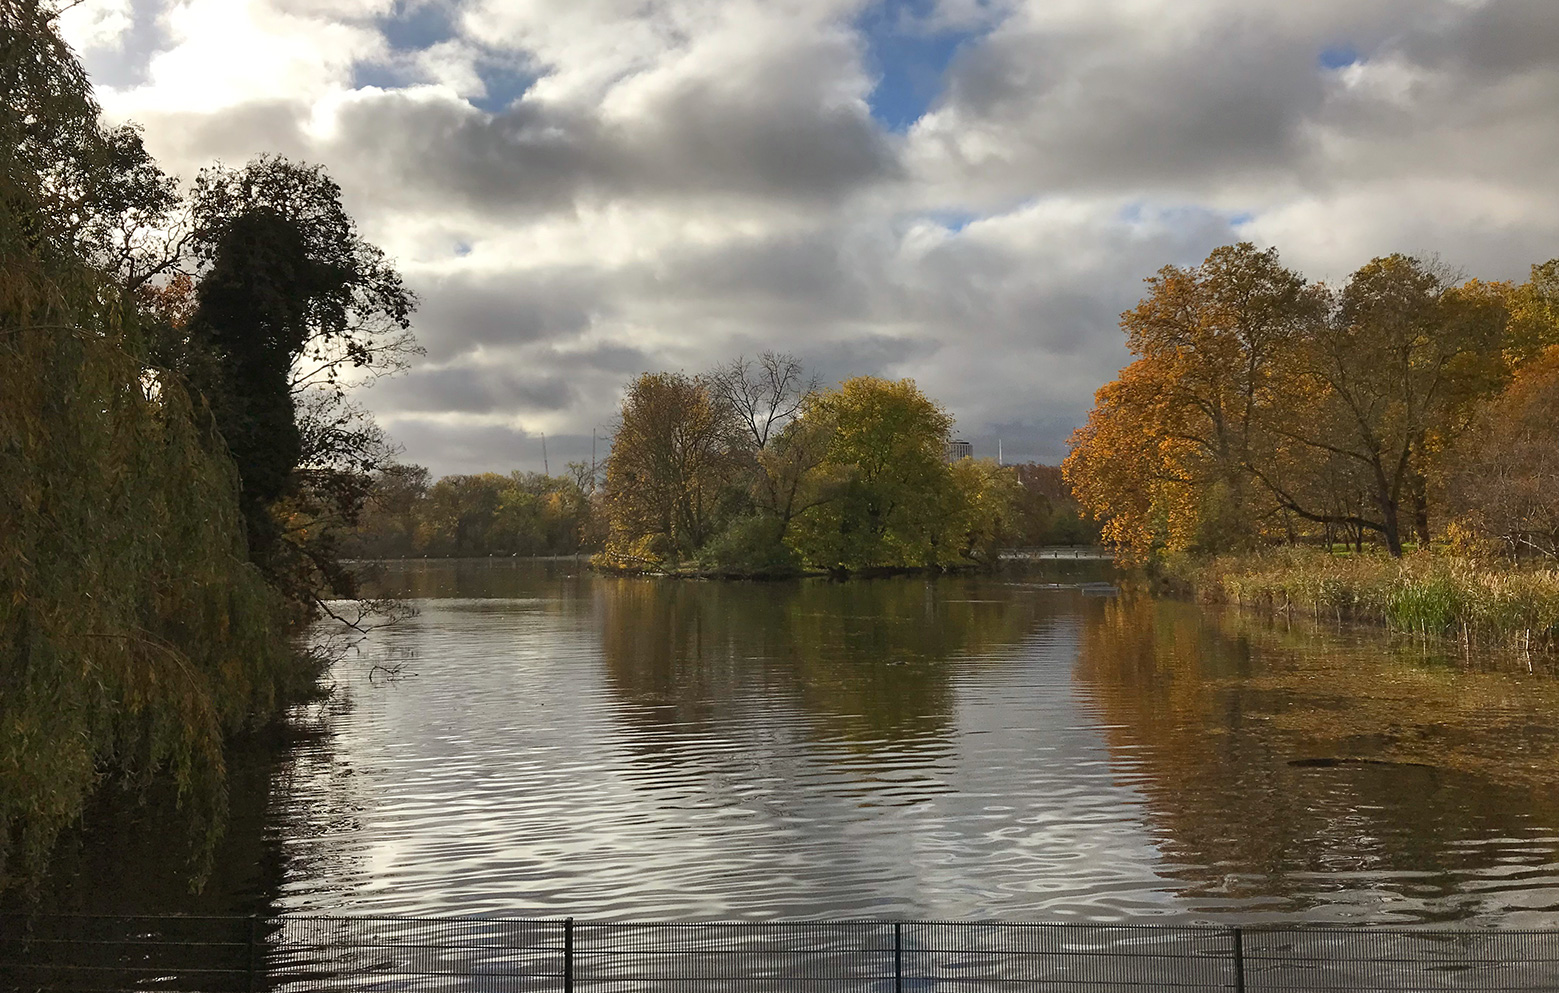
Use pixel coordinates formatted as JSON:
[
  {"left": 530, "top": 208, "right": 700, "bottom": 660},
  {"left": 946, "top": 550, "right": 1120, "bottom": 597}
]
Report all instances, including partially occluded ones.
[
  {"left": 345, "top": 467, "right": 598, "bottom": 558},
  {"left": 1066, "top": 243, "right": 1559, "bottom": 564}
]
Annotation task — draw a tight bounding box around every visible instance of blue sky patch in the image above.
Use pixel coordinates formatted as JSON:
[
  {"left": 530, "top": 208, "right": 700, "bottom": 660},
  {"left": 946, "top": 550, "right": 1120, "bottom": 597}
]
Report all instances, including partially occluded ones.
[
  {"left": 470, "top": 61, "right": 537, "bottom": 113},
  {"left": 926, "top": 209, "right": 979, "bottom": 233},
  {"left": 379, "top": 1, "right": 457, "bottom": 52},
  {"left": 1318, "top": 43, "right": 1359, "bottom": 70},
  {"left": 858, "top": 0, "right": 977, "bottom": 132},
  {"left": 350, "top": 62, "right": 411, "bottom": 91}
]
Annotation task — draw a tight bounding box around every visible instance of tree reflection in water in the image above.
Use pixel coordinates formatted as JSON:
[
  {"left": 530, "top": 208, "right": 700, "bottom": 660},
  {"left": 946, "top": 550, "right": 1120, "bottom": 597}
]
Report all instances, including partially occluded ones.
[
  {"left": 596, "top": 574, "right": 1045, "bottom": 755},
  {"left": 1074, "top": 593, "right": 1559, "bottom": 923}
]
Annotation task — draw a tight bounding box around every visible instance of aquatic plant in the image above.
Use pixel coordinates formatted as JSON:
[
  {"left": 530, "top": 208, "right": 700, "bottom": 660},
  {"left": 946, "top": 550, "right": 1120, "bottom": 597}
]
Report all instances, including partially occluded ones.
[{"left": 1193, "top": 547, "right": 1559, "bottom": 648}]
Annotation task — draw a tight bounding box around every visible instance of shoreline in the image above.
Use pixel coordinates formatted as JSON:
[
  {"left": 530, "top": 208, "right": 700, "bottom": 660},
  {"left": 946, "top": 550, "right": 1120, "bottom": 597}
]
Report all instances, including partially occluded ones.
[
  {"left": 1160, "top": 547, "right": 1559, "bottom": 651},
  {"left": 351, "top": 546, "right": 1111, "bottom": 580}
]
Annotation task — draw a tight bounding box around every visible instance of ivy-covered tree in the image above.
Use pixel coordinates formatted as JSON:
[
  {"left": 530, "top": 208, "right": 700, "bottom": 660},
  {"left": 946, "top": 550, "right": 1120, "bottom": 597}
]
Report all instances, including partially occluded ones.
[{"left": 181, "top": 158, "right": 419, "bottom": 606}]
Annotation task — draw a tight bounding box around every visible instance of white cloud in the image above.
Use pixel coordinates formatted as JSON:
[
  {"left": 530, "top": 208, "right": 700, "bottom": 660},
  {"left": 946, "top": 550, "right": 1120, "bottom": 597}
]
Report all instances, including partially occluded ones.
[
  {"left": 98, "top": 0, "right": 385, "bottom": 115},
  {"left": 57, "top": 0, "right": 135, "bottom": 51}
]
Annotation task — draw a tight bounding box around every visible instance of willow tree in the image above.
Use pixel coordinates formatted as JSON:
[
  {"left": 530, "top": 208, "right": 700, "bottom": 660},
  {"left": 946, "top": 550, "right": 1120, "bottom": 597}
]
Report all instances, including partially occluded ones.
[{"left": 1, "top": 0, "right": 302, "bottom": 891}]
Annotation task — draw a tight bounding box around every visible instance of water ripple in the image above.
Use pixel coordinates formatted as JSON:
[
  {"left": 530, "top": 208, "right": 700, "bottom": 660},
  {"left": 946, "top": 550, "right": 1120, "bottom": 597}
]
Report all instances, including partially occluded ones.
[{"left": 269, "top": 561, "right": 1559, "bottom": 926}]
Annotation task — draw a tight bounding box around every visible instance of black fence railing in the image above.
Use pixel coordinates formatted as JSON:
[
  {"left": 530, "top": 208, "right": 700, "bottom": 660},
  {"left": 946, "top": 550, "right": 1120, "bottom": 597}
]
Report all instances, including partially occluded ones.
[{"left": 3, "top": 914, "right": 1559, "bottom": 992}]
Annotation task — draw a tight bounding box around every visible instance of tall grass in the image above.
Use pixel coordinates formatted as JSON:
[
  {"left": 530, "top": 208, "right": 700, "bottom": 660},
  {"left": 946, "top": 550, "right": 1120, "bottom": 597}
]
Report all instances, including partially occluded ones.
[{"left": 1189, "top": 547, "right": 1559, "bottom": 648}]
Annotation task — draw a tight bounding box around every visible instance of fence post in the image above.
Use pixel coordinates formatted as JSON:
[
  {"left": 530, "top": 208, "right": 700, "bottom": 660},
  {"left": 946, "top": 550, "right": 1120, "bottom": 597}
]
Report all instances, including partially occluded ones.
[
  {"left": 1231, "top": 927, "right": 1245, "bottom": 993},
  {"left": 564, "top": 917, "right": 574, "bottom": 993},
  {"left": 247, "top": 915, "right": 259, "bottom": 993},
  {"left": 894, "top": 922, "right": 902, "bottom": 993}
]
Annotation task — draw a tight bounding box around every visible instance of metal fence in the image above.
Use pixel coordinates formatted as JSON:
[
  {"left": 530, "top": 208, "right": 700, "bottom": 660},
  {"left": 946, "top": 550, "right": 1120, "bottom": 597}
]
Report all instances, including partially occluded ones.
[{"left": 4, "top": 915, "right": 1559, "bottom": 992}]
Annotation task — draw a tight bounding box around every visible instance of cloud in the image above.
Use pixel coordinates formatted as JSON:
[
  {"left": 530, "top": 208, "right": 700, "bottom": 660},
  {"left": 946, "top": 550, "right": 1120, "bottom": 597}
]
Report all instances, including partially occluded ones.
[
  {"left": 369, "top": 364, "right": 577, "bottom": 415},
  {"left": 61, "top": 0, "right": 1559, "bottom": 475}
]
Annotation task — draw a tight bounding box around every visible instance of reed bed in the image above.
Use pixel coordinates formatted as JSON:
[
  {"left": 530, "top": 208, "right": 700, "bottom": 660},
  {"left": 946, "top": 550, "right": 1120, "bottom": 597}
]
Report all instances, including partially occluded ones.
[{"left": 1189, "top": 548, "right": 1559, "bottom": 649}]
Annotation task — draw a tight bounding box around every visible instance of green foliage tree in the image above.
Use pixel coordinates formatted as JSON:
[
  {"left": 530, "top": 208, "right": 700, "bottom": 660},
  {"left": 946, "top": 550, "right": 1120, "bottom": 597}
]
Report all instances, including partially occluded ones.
[
  {"left": 789, "top": 377, "right": 964, "bottom": 572},
  {"left": 597, "top": 367, "right": 1015, "bottom": 575},
  {"left": 343, "top": 468, "right": 594, "bottom": 559}
]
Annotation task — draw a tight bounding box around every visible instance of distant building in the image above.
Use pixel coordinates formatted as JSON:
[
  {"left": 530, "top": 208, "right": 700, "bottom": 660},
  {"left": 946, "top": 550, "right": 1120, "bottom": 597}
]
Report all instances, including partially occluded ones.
[{"left": 946, "top": 439, "right": 973, "bottom": 462}]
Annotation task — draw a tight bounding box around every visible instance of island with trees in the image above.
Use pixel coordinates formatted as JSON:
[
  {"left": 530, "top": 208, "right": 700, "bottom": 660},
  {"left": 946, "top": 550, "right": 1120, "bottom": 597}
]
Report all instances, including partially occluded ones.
[{"left": 343, "top": 354, "right": 1097, "bottom": 576}]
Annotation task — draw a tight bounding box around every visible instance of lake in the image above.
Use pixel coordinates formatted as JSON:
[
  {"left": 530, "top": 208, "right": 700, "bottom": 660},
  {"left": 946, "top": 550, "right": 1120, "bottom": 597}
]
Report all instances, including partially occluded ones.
[{"left": 27, "top": 558, "right": 1559, "bottom": 926}]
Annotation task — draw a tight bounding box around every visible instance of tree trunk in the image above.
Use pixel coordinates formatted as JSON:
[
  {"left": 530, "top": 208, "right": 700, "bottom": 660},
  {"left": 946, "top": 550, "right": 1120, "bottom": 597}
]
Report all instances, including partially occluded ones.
[
  {"left": 1411, "top": 475, "right": 1431, "bottom": 545},
  {"left": 1381, "top": 500, "right": 1404, "bottom": 557}
]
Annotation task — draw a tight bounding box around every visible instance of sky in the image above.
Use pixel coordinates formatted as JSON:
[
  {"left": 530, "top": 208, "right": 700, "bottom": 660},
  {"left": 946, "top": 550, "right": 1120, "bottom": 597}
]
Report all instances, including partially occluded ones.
[{"left": 59, "top": 0, "right": 1559, "bottom": 476}]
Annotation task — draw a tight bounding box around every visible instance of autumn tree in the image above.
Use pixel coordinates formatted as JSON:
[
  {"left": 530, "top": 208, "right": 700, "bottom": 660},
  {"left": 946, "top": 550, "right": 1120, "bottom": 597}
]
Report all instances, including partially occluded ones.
[
  {"left": 1443, "top": 345, "right": 1559, "bottom": 559},
  {"left": 1065, "top": 243, "right": 1313, "bottom": 561},
  {"left": 1255, "top": 256, "right": 1507, "bottom": 556},
  {"left": 1505, "top": 259, "right": 1559, "bottom": 364},
  {"left": 1071, "top": 246, "right": 1511, "bottom": 561},
  {"left": 602, "top": 372, "right": 744, "bottom": 566}
]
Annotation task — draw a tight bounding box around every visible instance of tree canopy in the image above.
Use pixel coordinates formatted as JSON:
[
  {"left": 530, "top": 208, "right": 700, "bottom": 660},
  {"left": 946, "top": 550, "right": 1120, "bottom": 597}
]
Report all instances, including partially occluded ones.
[
  {"left": 597, "top": 361, "right": 1020, "bottom": 576},
  {"left": 1067, "top": 242, "right": 1554, "bottom": 563}
]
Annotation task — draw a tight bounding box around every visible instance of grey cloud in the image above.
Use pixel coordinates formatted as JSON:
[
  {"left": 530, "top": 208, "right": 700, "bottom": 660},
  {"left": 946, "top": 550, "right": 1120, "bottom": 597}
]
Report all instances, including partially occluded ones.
[
  {"left": 412, "top": 268, "right": 598, "bottom": 360},
  {"left": 928, "top": 19, "right": 1328, "bottom": 193},
  {"left": 803, "top": 334, "right": 940, "bottom": 388},
  {"left": 533, "top": 343, "right": 651, "bottom": 376},
  {"left": 371, "top": 365, "right": 578, "bottom": 415},
  {"left": 644, "top": 229, "right": 880, "bottom": 325},
  {"left": 328, "top": 94, "right": 593, "bottom": 214},
  {"left": 615, "top": 37, "right": 899, "bottom": 201},
  {"left": 314, "top": 19, "right": 896, "bottom": 215},
  {"left": 377, "top": 420, "right": 594, "bottom": 476},
  {"left": 133, "top": 101, "right": 313, "bottom": 181},
  {"left": 1398, "top": 0, "right": 1559, "bottom": 78},
  {"left": 914, "top": 1, "right": 1509, "bottom": 204},
  {"left": 902, "top": 207, "right": 1238, "bottom": 352}
]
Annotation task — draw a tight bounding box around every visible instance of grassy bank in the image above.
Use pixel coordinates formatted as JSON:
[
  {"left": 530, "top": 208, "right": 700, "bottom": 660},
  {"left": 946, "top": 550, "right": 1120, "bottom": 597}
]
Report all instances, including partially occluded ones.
[{"left": 1175, "top": 548, "right": 1559, "bottom": 649}]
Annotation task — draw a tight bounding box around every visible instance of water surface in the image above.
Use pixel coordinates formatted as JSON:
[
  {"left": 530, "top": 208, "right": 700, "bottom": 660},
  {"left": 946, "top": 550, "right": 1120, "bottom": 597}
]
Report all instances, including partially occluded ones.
[{"left": 249, "top": 559, "right": 1559, "bottom": 926}]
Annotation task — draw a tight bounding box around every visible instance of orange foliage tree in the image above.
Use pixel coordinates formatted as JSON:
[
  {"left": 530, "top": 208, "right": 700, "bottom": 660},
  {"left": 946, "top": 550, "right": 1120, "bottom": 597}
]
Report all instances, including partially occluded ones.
[{"left": 1068, "top": 245, "right": 1516, "bottom": 561}]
